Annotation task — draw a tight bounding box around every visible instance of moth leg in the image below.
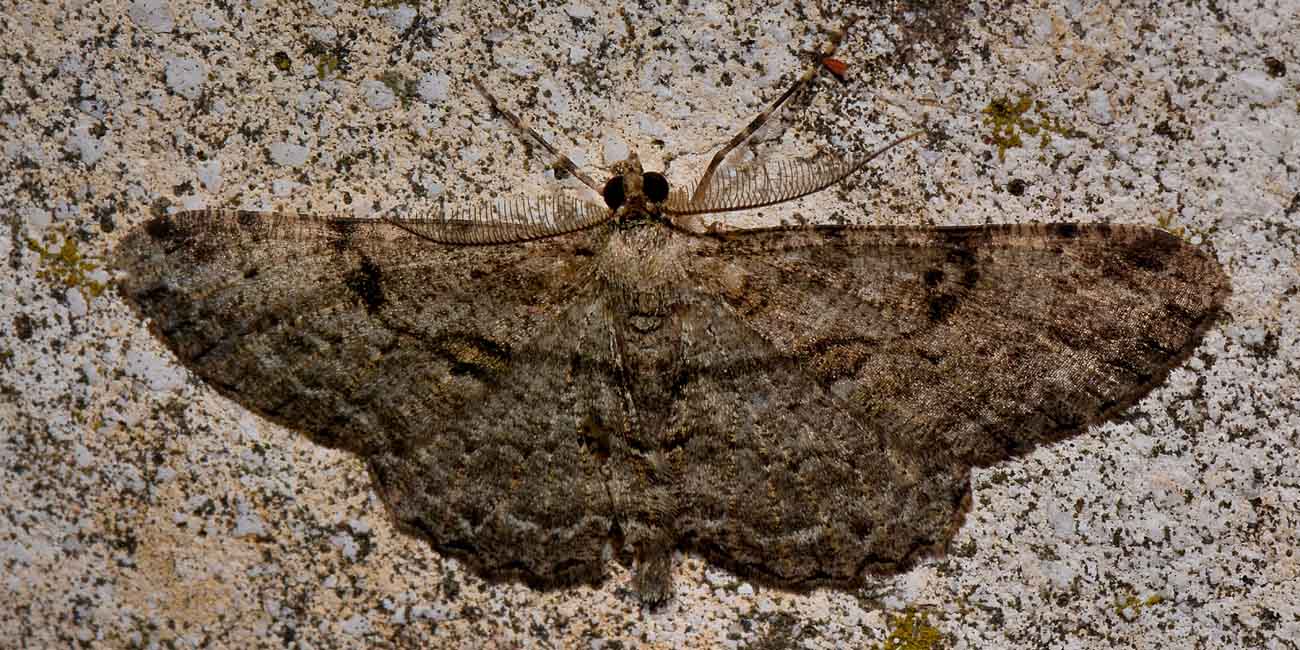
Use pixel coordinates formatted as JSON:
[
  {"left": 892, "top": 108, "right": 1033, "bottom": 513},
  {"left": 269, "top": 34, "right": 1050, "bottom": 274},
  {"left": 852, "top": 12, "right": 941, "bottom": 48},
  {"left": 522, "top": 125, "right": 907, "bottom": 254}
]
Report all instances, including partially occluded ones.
[
  {"left": 688, "top": 16, "right": 860, "bottom": 205},
  {"left": 471, "top": 76, "right": 603, "bottom": 193}
]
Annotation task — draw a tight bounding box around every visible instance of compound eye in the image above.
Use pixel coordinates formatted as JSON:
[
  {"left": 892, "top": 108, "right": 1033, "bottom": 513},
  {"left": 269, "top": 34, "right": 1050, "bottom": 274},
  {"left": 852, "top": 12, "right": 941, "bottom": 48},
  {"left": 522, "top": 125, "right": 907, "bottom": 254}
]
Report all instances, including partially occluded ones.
[
  {"left": 642, "top": 172, "right": 669, "bottom": 203},
  {"left": 602, "top": 176, "right": 626, "bottom": 209}
]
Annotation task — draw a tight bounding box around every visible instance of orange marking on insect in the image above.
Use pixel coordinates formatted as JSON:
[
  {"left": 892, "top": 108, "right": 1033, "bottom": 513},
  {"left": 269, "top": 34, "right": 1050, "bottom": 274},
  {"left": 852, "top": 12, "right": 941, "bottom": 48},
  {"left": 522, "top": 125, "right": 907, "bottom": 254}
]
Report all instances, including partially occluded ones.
[{"left": 821, "top": 57, "right": 848, "bottom": 77}]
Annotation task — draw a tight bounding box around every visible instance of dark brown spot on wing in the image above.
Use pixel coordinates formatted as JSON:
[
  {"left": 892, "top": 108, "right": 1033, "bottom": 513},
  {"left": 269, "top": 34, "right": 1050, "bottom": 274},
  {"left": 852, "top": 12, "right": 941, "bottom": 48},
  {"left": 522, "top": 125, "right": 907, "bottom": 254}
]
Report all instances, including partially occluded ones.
[
  {"left": 1053, "top": 223, "right": 1079, "bottom": 239},
  {"left": 577, "top": 414, "right": 612, "bottom": 463},
  {"left": 946, "top": 245, "right": 977, "bottom": 267},
  {"left": 927, "top": 294, "right": 960, "bottom": 323},
  {"left": 1123, "top": 233, "right": 1175, "bottom": 272},
  {"left": 144, "top": 214, "right": 186, "bottom": 243},
  {"left": 344, "top": 256, "right": 386, "bottom": 313},
  {"left": 923, "top": 269, "right": 945, "bottom": 287},
  {"left": 328, "top": 219, "right": 359, "bottom": 253}
]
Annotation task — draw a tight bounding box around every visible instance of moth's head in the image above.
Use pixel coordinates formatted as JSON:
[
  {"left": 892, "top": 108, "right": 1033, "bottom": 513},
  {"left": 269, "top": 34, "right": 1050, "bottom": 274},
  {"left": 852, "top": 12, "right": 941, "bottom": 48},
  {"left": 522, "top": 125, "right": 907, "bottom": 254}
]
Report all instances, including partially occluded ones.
[{"left": 602, "top": 153, "right": 670, "bottom": 223}]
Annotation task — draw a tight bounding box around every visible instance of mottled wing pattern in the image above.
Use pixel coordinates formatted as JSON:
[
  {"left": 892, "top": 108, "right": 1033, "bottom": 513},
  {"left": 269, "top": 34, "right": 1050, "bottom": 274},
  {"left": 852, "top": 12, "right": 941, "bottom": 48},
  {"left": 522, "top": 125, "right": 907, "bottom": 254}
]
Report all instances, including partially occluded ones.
[
  {"left": 114, "top": 209, "right": 623, "bottom": 586},
  {"left": 643, "top": 295, "right": 968, "bottom": 587},
  {"left": 369, "top": 294, "right": 626, "bottom": 586},
  {"left": 116, "top": 210, "right": 1228, "bottom": 598},
  {"left": 660, "top": 223, "right": 1227, "bottom": 585}
]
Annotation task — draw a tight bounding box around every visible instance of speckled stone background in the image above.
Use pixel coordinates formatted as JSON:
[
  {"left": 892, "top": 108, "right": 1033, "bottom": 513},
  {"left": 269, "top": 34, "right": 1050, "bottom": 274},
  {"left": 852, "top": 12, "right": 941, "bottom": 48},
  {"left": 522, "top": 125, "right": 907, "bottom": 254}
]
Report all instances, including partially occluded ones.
[{"left": 2, "top": 0, "right": 1297, "bottom": 647}]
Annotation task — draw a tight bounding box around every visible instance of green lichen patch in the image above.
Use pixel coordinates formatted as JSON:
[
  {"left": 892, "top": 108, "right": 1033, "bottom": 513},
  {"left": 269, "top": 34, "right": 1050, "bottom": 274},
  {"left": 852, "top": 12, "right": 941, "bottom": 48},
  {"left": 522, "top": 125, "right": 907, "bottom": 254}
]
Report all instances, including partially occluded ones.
[
  {"left": 873, "top": 607, "right": 944, "bottom": 650},
  {"left": 1155, "top": 211, "right": 1216, "bottom": 246},
  {"left": 315, "top": 51, "right": 342, "bottom": 79},
  {"left": 26, "top": 232, "right": 107, "bottom": 297},
  {"left": 1114, "top": 593, "right": 1165, "bottom": 621},
  {"left": 305, "top": 40, "right": 350, "bottom": 80},
  {"left": 1156, "top": 211, "right": 1189, "bottom": 239},
  {"left": 981, "top": 95, "right": 1080, "bottom": 162},
  {"left": 271, "top": 50, "right": 293, "bottom": 72},
  {"left": 379, "top": 70, "right": 418, "bottom": 108}
]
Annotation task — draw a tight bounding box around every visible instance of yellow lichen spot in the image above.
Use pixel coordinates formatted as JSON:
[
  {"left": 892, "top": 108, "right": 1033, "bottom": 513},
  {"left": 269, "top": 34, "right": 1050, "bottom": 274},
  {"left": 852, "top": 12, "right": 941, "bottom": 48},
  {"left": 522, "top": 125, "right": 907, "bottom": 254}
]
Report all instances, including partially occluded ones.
[
  {"left": 981, "top": 94, "right": 1079, "bottom": 163},
  {"left": 270, "top": 51, "right": 292, "bottom": 72},
  {"left": 873, "top": 607, "right": 943, "bottom": 650},
  {"left": 1113, "top": 593, "right": 1166, "bottom": 619},
  {"left": 315, "top": 52, "right": 341, "bottom": 79},
  {"left": 27, "top": 232, "right": 107, "bottom": 298},
  {"left": 1155, "top": 211, "right": 1188, "bottom": 239},
  {"left": 379, "top": 71, "right": 415, "bottom": 108},
  {"left": 1155, "top": 211, "right": 1209, "bottom": 244}
]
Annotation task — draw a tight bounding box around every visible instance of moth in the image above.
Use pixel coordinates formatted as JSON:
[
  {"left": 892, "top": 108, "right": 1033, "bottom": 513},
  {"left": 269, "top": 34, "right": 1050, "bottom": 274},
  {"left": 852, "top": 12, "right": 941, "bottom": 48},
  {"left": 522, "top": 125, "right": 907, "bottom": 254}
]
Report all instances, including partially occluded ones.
[{"left": 113, "top": 24, "right": 1229, "bottom": 605}]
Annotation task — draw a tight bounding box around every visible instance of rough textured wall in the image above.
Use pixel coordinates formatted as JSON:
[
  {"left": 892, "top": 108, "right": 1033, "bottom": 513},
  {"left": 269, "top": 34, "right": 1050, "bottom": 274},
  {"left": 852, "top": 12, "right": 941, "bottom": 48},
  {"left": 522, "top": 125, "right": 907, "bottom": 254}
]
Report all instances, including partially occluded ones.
[{"left": 1, "top": 0, "right": 1296, "bottom": 647}]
